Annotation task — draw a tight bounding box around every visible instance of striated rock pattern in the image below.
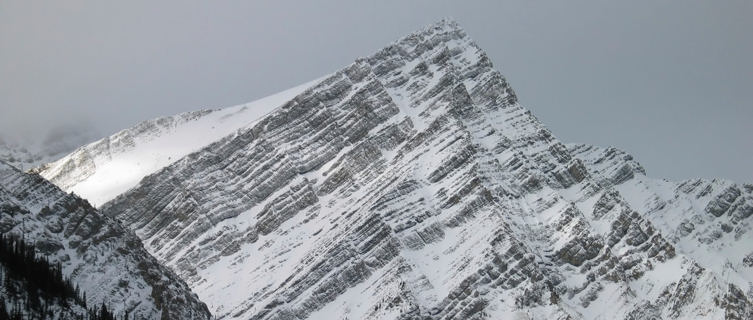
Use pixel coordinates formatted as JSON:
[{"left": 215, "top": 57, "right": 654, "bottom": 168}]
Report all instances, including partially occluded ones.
[
  {"left": 36, "top": 79, "right": 319, "bottom": 207},
  {"left": 41, "top": 20, "right": 753, "bottom": 319},
  {"left": 0, "top": 161, "right": 211, "bottom": 319}
]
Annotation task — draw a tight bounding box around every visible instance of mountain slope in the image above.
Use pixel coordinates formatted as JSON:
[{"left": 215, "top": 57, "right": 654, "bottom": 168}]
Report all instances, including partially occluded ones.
[
  {"left": 44, "top": 20, "right": 753, "bottom": 319},
  {"left": 571, "top": 143, "right": 753, "bottom": 280},
  {"left": 36, "top": 79, "right": 321, "bottom": 207},
  {"left": 0, "top": 160, "right": 211, "bottom": 319},
  {"left": 0, "top": 233, "right": 124, "bottom": 319}
]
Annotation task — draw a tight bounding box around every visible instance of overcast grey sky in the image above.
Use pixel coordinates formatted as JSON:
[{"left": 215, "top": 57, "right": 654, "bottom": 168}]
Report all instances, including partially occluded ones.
[{"left": 1, "top": 1, "right": 751, "bottom": 182}]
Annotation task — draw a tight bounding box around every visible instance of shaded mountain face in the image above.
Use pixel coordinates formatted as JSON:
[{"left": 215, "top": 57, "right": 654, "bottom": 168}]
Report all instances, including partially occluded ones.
[
  {"left": 0, "top": 161, "right": 212, "bottom": 319},
  {"left": 39, "top": 20, "right": 753, "bottom": 319}
]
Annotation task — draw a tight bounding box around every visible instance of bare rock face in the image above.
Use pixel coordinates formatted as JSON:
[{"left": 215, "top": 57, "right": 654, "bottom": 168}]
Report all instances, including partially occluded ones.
[
  {"left": 36, "top": 20, "right": 753, "bottom": 319},
  {"left": 0, "top": 161, "right": 211, "bottom": 319}
]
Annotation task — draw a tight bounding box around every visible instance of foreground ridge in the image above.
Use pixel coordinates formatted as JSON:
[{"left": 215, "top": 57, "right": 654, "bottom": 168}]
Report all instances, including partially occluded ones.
[
  {"left": 0, "top": 161, "right": 212, "bottom": 319},
  {"left": 41, "top": 19, "right": 753, "bottom": 319}
]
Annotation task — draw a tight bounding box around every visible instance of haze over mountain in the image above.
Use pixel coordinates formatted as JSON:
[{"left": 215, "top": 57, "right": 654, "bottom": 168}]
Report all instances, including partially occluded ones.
[
  {"left": 0, "top": 123, "right": 100, "bottom": 171},
  {"left": 31, "top": 20, "right": 753, "bottom": 319},
  {"left": 1, "top": 1, "right": 751, "bottom": 182}
]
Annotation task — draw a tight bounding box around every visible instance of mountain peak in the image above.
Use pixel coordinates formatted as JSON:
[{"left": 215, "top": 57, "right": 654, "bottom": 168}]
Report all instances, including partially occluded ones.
[
  {"left": 31, "top": 22, "right": 753, "bottom": 320},
  {"left": 424, "top": 17, "right": 464, "bottom": 34},
  {"left": 388, "top": 18, "right": 472, "bottom": 55}
]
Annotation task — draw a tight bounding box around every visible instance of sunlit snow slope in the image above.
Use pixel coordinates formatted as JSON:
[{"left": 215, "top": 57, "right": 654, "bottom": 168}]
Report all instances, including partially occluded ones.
[{"left": 37, "top": 78, "right": 322, "bottom": 206}]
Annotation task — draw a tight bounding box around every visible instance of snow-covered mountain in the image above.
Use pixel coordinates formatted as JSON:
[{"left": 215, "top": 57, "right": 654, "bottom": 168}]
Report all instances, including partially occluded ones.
[
  {"left": 0, "top": 160, "right": 211, "bottom": 319},
  {"left": 39, "top": 20, "right": 753, "bottom": 319},
  {"left": 36, "top": 79, "right": 321, "bottom": 207}
]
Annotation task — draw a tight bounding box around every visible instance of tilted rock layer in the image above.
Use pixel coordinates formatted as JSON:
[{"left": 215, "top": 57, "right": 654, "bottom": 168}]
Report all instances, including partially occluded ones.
[{"left": 43, "top": 20, "right": 753, "bottom": 319}]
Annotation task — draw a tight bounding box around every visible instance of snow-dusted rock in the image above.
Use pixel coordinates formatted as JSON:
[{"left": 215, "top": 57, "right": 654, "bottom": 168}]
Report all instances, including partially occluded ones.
[
  {"left": 36, "top": 79, "right": 320, "bottom": 207},
  {"left": 0, "top": 161, "right": 211, "bottom": 319},
  {"left": 40, "top": 20, "right": 753, "bottom": 319}
]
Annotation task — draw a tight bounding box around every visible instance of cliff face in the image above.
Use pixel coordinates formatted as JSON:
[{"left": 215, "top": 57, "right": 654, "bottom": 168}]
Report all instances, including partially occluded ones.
[
  {"left": 37, "top": 20, "right": 753, "bottom": 319},
  {"left": 0, "top": 161, "right": 212, "bottom": 319}
]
